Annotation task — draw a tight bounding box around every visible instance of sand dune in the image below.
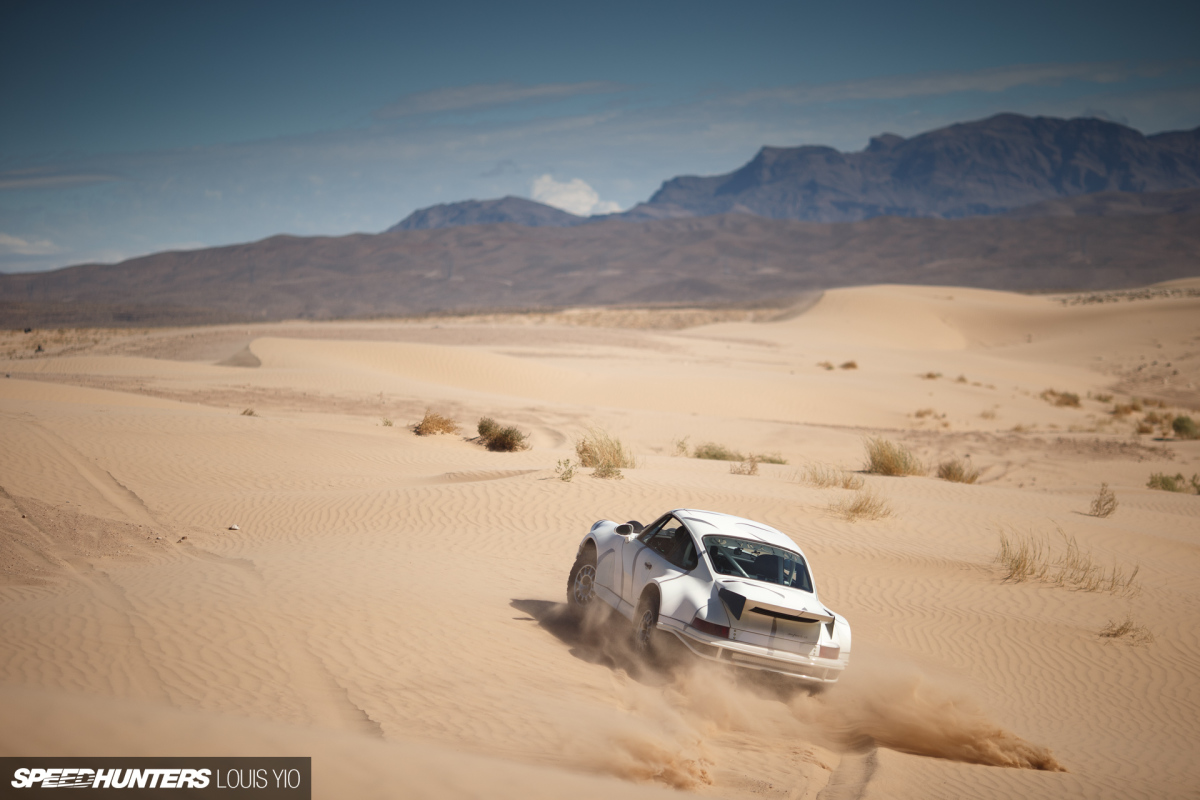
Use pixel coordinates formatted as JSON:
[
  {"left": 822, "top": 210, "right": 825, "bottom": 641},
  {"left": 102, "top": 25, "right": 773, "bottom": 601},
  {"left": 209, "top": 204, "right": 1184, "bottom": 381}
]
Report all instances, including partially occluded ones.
[{"left": 1, "top": 282, "right": 1198, "bottom": 798}]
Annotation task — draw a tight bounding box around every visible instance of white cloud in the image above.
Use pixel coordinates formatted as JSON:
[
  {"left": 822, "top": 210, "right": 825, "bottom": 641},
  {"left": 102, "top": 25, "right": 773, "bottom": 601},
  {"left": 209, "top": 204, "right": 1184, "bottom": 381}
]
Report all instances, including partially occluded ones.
[
  {"left": 731, "top": 60, "right": 1174, "bottom": 107},
  {"left": 0, "top": 233, "right": 61, "bottom": 256},
  {"left": 375, "top": 81, "right": 628, "bottom": 119},
  {"left": 0, "top": 169, "right": 117, "bottom": 190},
  {"left": 530, "top": 175, "right": 622, "bottom": 216}
]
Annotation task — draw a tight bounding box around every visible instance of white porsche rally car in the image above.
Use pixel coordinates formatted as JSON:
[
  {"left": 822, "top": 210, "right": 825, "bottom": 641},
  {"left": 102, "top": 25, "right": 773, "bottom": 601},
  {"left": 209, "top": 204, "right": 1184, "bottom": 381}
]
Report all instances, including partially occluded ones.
[{"left": 567, "top": 509, "right": 850, "bottom": 683}]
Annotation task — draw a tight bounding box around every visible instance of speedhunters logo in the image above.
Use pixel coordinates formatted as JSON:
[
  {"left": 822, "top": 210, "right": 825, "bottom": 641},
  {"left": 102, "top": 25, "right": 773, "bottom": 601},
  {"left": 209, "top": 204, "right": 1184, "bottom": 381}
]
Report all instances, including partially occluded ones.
[{"left": 2, "top": 758, "right": 309, "bottom": 797}]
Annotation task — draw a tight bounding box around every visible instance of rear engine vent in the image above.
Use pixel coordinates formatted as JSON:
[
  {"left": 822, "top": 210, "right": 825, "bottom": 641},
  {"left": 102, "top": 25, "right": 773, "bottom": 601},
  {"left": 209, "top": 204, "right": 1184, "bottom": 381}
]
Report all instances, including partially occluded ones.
[{"left": 751, "top": 607, "right": 820, "bottom": 624}]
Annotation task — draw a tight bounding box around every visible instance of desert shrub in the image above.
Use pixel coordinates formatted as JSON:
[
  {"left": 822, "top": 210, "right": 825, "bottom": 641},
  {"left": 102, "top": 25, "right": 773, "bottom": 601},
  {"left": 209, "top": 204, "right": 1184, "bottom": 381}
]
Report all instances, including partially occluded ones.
[
  {"left": 937, "top": 458, "right": 980, "bottom": 484},
  {"left": 1172, "top": 415, "right": 1198, "bottom": 440},
  {"left": 755, "top": 453, "right": 788, "bottom": 465},
  {"left": 839, "top": 360, "right": 858, "bottom": 370},
  {"left": 914, "top": 408, "right": 936, "bottom": 419},
  {"left": 477, "top": 416, "right": 499, "bottom": 440},
  {"left": 474, "top": 417, "right": 528, "bottom": 450},
  {"left": 671, "top": 436, "right": 690, "bottom": 457},
  {"left": 482, "top": 424, "right": 528, "bottom": 452},
  {"left": 241, "top": 408, "right": 257, "bottom": 416},
  {"left": 1041, "top": 389, "right": 1081, "bottom": 407},
  {"left": 414, "top": 410, "right": 460, "bottom": 436},
  {"left": 1093, "top": 392, "right": 1114, "bottom": 403},
  {"left": 955, "top": 374, "right": 968, "bottom": 384},
  {"left": 980, "top": 409, "right": 997, "bottom": 420},
  {"left": 729, "top": 456, "right": 759, "bottom": 476},
  {"left": 996, "top": 528, "right": 1139, "bottom": 596},
  {"left": 1089, "top": 483, "right": 1118, "bottom": 518},
  {"left": 1146, "top": 472, "right": 1200, "bottom": 494},
  {"left": 555, "top": 458, "right": 575, "bottom": 482},
  {"left": 799, "top": 464, "right": 863, "bottom": 490},
  {"left": 381, "top": 418, "right": 393, "bottom": 427},
  {"left": 863, "top": 437, "right": 924, "bottom": 476},
  {"left": 575, "top": 427, "right": 634, "bottom": 471},
  {"left": 831, "top": 488, "right": 891, "bottom": 521},
  {"left": 692, "top": 442, "right": 743, "bottom": 461},
  {"left": 1143, "top": 411, "right": 1162, "bottom": 424},
  {"left": 817, "top": 361, "right": 834, "bottom": 370},
  {"left": 920, "top": 371, "right": 942, "bottom": 380},
  {"left": 1111, "top": 403, "right": 1134, "bottom": 417},
  {"left": 1136, "top": 421, "right": 1153, "bottom": 435},
  {"left": 1098, "top": 614, "right": 1154, "bottom": 645},
  {"left": 592, "top": 462, "right": 624, "bottom": 480}
]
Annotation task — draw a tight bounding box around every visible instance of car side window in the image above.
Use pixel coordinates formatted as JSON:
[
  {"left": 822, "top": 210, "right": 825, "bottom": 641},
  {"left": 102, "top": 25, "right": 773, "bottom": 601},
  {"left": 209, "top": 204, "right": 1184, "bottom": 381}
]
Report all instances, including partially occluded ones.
[
  {"left": 640, "top": 516, "right": 698, "bottom": 571},
  {"left": 638, "top": 516, "right": 670, "bottom": 547}
]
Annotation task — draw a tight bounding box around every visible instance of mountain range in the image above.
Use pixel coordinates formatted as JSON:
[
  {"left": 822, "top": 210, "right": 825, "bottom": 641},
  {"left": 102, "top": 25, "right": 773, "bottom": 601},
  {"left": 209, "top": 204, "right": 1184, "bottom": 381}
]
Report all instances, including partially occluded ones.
[
  {"left": 3, "top": 113, "right": 1199, "bottom": 327},
  {"left": 393, "top": 114, "right": 1200, "bottom": 229}
]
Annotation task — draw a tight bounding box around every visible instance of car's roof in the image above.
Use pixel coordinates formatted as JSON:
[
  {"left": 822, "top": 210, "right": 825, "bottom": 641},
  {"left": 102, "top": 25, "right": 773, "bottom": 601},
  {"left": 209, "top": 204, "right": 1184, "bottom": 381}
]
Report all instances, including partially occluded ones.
[{"left": 672, "top": 508, "right": 803, "bottom": 553}]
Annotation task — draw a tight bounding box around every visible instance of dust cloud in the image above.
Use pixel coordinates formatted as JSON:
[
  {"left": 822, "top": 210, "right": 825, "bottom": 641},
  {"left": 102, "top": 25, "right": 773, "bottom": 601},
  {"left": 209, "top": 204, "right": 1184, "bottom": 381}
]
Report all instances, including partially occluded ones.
[{"left": 791, "top": 661, "right": 1068, "bottom": 772}]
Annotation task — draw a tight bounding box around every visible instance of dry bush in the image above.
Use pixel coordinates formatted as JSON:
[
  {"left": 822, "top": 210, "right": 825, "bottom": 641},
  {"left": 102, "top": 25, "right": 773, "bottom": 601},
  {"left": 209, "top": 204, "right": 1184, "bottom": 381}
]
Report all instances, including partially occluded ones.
[
  {"left": 755, "top": 453, "right": 788, "bottom": 465},
  {"left": 1098, "top": 614, "right": 1154, "bottom": 645},
  {"left": 1136, "top": 421, "right": 1154, "bottom": 435},
  {"left": 799, "top": 464, "right": 864, "bottom": 490},
  {"left": 914, "top": 408, "right": 936, "bottom": 419},
  {"left": 575, "top": 427, "right": 635, "bottom": 471},
  {"left": 817, "top": 361, "right": 834, "bottom": 370},
  {"left": 592, "top": 462, "right": 624, "bottom": 480},
  {"left": 996, "top": 528, "right": 1139, "bottom": 597},
  {"left": 1089, "top": 483, "right": 1118, "bottom": 517},
  {"left": 693, "top": 442, "right": 743, "bottom": 461},
  {"left": 729, "top": 456, "right": 760, "bottom": 476},
  {"left": 241, "top": 408, "right": 257, "bottom": 417},
  {"left": 1143, "top": 410, "right": 1162, "bottom": 424},
  {"left": 486, "top": 425, "right": 528, "bottom": 452},
  {"left": 839, "top": 360, "right": 858, "bottom": 370},
  {"left": 381, "top": 417, "right": 393, "bottom": 427},
  {"left": 1041, "top": 389, "right": 1081, "bottom": 407},
  {"left": 937, "top": 458, "right": 980, "bottom": 484},
  {"left": 831, "top": 488, "right": 891, "bottom": 521},
  {"left": 1093, "top": 392, "right": 1114, "bottom": 403},
  {"left": 477, "top": 417, "right": 499, "bottom": 440},
  {"left": 474, "top": 417, "right": 529, "bottom": 451},
  {"left": 414, "top": 410, "right": 460, "bottom": 436},
  {"left": 671, "top": 436, "right": 690, "bottom": 457},
  {"left": 1111, "top": 403, "right": 1134, "bottom": 417},
  {"left": 955, "top": 374, "right": 968, "bottom": 383},
  {"left": 863, "top": 437, "right": 925, "bottom": 476},
  {"left": 555, "top": 458, "right": 575, "bottom": 482},
  {"left": 980, "top": 409, "right": 997, "bottom": 420},
  {"left": 920, "top": 371, "right": 942, "bottom": 380},
  {"left": 1147, "top": 472, "right": 1200, "bottom": 494},
  {"left": 1173, "top": 415, "right": 1198, "bottom": 440}
]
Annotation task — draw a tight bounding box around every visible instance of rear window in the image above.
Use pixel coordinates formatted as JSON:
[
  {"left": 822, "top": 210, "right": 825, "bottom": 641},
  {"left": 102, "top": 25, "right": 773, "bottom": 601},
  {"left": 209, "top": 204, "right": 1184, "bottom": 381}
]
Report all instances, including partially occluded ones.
[{"left": 703, "top": 535, "right": 813, "bottom": 592}]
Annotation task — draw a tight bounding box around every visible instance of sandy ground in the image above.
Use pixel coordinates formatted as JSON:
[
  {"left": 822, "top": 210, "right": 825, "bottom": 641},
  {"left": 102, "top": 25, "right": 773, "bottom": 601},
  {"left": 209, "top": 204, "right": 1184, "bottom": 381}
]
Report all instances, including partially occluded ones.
[{"left": 1, "top": 282, "right": 1198, "bottom": 799}]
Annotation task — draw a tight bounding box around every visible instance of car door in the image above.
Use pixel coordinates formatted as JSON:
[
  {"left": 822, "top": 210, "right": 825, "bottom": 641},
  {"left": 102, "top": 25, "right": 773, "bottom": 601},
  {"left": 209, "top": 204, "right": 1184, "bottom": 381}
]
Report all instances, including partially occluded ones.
[
  {"left": 627, "top": 516, "right": 689, "bottom": 608},
  {"left": 620, "top": 515, "right": 668, "bottom": 607}
]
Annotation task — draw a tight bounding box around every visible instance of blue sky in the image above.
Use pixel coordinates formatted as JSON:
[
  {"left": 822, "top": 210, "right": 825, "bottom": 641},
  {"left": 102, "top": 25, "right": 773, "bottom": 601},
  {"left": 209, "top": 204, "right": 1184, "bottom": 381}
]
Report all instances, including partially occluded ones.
[{"left": 2, "top": 0, "right": 1198, "bottom": 272}]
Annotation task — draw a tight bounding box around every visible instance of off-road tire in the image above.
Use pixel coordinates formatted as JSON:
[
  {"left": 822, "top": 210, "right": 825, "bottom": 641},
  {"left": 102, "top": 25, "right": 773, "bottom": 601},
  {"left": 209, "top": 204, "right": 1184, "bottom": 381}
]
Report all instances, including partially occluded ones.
[
  {"left": 566, "top": 547, "right": 597, "bottom": 615},
  {"left": 632, "top": 592, "right": 660, "bottom": 660}
]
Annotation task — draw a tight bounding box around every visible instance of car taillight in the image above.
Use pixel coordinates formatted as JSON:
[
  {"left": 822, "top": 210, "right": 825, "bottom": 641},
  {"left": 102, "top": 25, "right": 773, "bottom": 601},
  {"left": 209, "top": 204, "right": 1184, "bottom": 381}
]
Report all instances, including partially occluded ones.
[{"left": 692, "top": 615, "right": 730, "bottom": 638}]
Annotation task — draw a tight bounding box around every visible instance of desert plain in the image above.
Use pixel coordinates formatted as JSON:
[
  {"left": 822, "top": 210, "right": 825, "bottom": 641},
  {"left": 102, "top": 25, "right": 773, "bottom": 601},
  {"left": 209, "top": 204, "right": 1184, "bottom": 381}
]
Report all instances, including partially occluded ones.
[{"left": 1, "top": 280, "right": 1198, "bottom": 799}]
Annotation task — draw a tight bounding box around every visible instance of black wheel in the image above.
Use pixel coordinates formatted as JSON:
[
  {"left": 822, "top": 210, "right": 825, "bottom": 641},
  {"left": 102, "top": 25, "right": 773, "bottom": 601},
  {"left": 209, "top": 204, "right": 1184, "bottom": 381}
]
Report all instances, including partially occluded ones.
[
  {"left": 567, "top": 547, "right": 597, "bottom": 613},
  {"left": 632, "top": 592, "right": 659, "bottom": 658}
]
